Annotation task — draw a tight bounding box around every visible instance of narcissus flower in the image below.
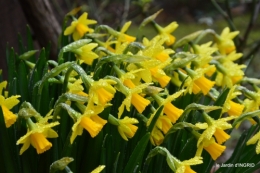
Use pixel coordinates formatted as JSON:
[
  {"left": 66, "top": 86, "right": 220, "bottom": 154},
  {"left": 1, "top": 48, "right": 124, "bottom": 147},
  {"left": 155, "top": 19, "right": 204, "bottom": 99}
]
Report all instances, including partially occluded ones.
[
  {"left": 0, "top": 81, "right": 20, "bottom": 128},
  {"left": 117, "top": 82, "right": 151, "bottom": 118},
  {"left": 73, "top": 43, "right": 99, "bottom": 65},
  {"left": 64, "top": 12, "right": 97, "bottom": 40},
  {"left": 152, "top": 90, "right": 185, "bottom": 123},
  {"left": 174, "top": 156, "right": 203, "bottom": 173},
  {"left": 140, "top": 36, "right": 174, "bottom": 62},
  {"left": 180, "top": 66, "right": 215, "bottom": 95},
  {"left": 214, "top": 27, "right": 239, "bottom": 55},
  {"left": 155, "top": 22, "right": 179, "bottom": 46},
  {"left": 118, "top": 116, "right": 139, "bottom": 141},
  {"left": 67, "top": 78, "right": 88, "bottom": 97},
  {"left": 223, "top": 85, "right": 244, "bottom": 116},
  {"left": 196, "top": 112, "right": 236, "bottom": 145},
  {"left": 70, "top": 103, "right": 107, "bottom": 143},
  {"left": 150, "top": 126, "right": 165, "bottom": 146},
  {"left": 89, "top": 79, "right": 117, "bottom": 106},
  {"left": 16, "top": 118, "right": 59, "bottom": 154},
  {"left": 196, "top": 137, "right": 226, "bottom": 160},
  {"left": 247, "top": 130, "right": 260, "bottom": 154}
]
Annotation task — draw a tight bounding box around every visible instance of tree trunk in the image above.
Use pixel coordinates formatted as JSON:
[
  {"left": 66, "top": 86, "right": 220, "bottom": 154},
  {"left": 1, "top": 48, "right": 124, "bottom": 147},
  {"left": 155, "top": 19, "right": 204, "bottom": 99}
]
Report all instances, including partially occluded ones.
[{"left": 18, "top": 0, "right": 61, "bottom": 59}]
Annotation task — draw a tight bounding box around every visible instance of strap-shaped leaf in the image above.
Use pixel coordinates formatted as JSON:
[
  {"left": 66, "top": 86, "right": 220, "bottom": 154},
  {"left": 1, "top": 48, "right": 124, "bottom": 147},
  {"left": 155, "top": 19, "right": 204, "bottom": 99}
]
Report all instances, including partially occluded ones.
[{"left": 123, "top": 132, "right": 150, "bottom": 173}]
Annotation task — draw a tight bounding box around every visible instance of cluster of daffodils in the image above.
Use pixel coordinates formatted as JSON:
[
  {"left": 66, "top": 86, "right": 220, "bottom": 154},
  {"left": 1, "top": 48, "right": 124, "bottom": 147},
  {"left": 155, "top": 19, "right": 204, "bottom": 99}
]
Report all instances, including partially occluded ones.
[{"left": 2, "top": 10, "right": 260, "bottom": 173}]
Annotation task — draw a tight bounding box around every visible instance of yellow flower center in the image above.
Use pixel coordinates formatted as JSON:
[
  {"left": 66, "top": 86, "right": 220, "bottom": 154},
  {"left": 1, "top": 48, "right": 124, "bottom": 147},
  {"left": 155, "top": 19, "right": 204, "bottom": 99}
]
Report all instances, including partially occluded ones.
[
  {"left": 76, "top": 23, "right": 89, "bottom": 37},
  {"left": 131, "top": 93, "right": 150, "bottom": 113},
  {"left": 184, "top": 166, "right": 196, "bottom": 173},
  {"left": 204, "top": 142, "right": 226, "bottom": 160},
  {"left": 193, "top": 76, "right": 215, "bottom": 95},
  {"left": 214, "top": 128, "right": 230, "bottom": 144},
  {"left": 30, "top": 133, "right": 52, "bottom": 154},
  {"left": 164, "top": 103, "right": 183, "bottom": 123},
  {"left": 155, "top": 52, "right": 169, "bottom": 62},
  {"left": 165, "top": 34, "right": 176, "bottom": 46},
  {"left": 97, "top": 88, "right": 114, "bottom": 105},
  {"left": 80, "top": 116, "right": 102, "bottom": 138},
  {"left": 1, "top": 105, "right": 17, "bottom": 128},
  {"left": 227, "top": 101, "right": 244, "bottom": 116}
]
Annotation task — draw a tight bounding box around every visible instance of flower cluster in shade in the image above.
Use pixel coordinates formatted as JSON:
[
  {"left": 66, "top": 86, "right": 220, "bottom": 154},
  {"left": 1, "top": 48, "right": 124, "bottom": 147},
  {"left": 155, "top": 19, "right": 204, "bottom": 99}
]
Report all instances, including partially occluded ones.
[{"left": 2, "top": 9, "right": 260, "bottom": 173}]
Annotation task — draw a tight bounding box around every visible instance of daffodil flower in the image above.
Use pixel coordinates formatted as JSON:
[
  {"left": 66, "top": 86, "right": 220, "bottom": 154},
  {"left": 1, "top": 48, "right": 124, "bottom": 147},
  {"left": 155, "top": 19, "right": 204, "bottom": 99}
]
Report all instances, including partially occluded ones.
[
  {"left": 191, "top": 42, "right": 217, "bottom": 76},
  {"left": 0, "top": 81, "right": 20, "bottom": 127},
  {"left": 70, "top": 102, "right": 107, "bottom": 143},
  {"left": 116, "top": 21, "right": 136, "bottom": 44},
  {"left": 154, "top": 21, "right": 178, "bottom": 46},
  {"left": 180, "top": 66, "right": 215, "bottom": 95},
  {"left": 64, "top": 12, "right": 97, "bottom": 40},
  {"left": 150, "top": 126, "right": 165, "bottom": 146},
  {"left": 67, "top": 78, "right": 88, "bottom": 97},
  {"left": 118, "top": 116, "right": 139, "bottom": 141},
  {"left": 196, "top": 136, "right": 226, "bottom": 160},
  {"left": 88, "top": 79, "right": 117, "bottom": 106},
  {"left": 117, "top": 82, "right": 151, "bottom": 118},
  {"left": 174, "top": 156, "right": 203, "bottom": 173},
  {"left": 223, "top": 85, "right": 244, "bottom": 116},
  {"left": 214, "top": 27, "right": 239, "bottom": 55},
  {"left": 127, "top": 59, "right": 172, "bottom": 88},
  {"left": 139, "top": 36, "right": 174, "bottom": 62},
  {"left": 16, "top": 118, "right": 59, "bottom": 154},
  {"left": 196, "top": 112, "right": 236, "bottom": 145},
  {"left": 73, "top": 43, "right": 99, "bottom": 65},
  {"left": 152, "top": 90, "right": 185, "bottom": 123},
  {"left": 247, "top": 130, "right": 260, "bottom": 154}
]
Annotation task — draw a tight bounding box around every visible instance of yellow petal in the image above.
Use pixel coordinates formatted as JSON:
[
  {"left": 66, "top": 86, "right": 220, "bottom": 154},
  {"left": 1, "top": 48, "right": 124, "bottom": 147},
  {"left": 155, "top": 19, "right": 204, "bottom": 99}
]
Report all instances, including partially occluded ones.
[
  {"left": 19, "top": 138, "right": 31, "bottom": 155},
  {"left": 80, "top": 116, "right": 102, "bottom": 138},
  {"left": 30, "top": 133, "right": 52, "bottom": 154},
  {"left": 2, "top": 105, "right": 17, "bottom": 128},
  {"left": 131, "top": 93, "right": 150, "bottom": 113}
]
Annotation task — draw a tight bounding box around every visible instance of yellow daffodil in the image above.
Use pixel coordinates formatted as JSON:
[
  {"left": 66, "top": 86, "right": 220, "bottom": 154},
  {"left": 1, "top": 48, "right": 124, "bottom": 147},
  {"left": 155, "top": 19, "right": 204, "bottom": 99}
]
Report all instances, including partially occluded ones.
[
  {"left": 156, "top": 115, "right": 172, "bottom": 134},
  {"left": 128, "top": 59, "right": 172, "bottom": 88},
  {"left": 89, "top": 79, "right": 117, "bottom": 106},
  {"left": 67, "top": 78, "right": 88, "bottom": 97},
  {"left": 117, "top": 21, "right": 136, "bottom": 44},
  {"left": 16, "top": 118, "right": 59, "bottom": 154},
  {"left": 196, "top": 137, "right": 226, "bottom": 160},
  {"left": 152, "top": 90, "right": 185, "bottom": 123},
  {"left": 223, "top": 85, "right": 244, "bottom": 116},
  {"left": 140, "top": 36, "right": 174, "bottom": 62},
  {"left": 118, "top": 116, "right": 139, "bottom": 141},
  {"left": 247, "top": 130, "right": 260, "bottom": 154},
  {"left": 180, "top": 66, "right": 215, "bottom": 95},
  {"left": 73, "top": 43, "right": 99, "bottom": 65},
  {"left": 155, "top": 22, "right": 178, "bottom": 46},
  {"left": 150, "top": 126, "right": 164, "bottom": 146},
  {"left": 0, "top": 81, "right": 20, "bottom": 127},
  {"left": 214, "top": 27, "right": 239, "bottom": 55},
  {"left": 64, "top": 12, "right": 97, "bottom": 40},
  {"left": 213, "top": 52, "right": 244, "bottom": 88},
  {"left": 196, "top": 113, "right": 236, "bottom": 145},
  {"left": 70, "top": 103, "right": 107, "bottom": 143},
  {"left": 174, "top": 156, "right": 203, "bottom": 173},
  {"left": 118, "top": 83, "right": 151, "bottom": 118},
  {"left": 191, "top": 42, "right": 217, "bottom": 76}
]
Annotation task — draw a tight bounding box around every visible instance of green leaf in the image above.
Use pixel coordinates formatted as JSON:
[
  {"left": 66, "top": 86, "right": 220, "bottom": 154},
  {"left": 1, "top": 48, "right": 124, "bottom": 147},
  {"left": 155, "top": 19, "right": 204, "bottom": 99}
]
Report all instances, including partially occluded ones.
[
  {"left": 123, "top": 132, "right": 150, "bottom": 173},
  {"left": 147, "top": 106, "right": 164, "bottom": 132},
  {"left": 209, "top": 88, "right": 230, "bottom": 119},
  {"left": 0, "top": 107, "right": 18, "bottom": 173},
  {"left": 164, "top": 122, "right": 199, "bottom": 142},
  {"left": 19, "top": 50, "right": 38, "bottom": 60}
]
